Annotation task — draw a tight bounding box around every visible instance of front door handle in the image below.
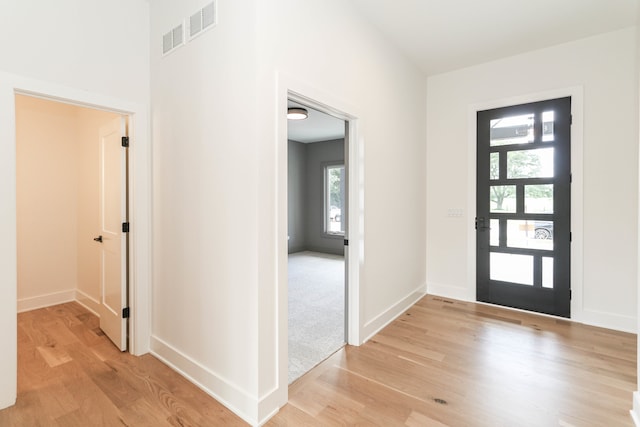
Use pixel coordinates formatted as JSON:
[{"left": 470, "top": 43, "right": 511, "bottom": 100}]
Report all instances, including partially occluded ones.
[
  {"left": 93, "top": 235, "right": 103, "bottom": 243},
  {"left": 475, "top": 217, "right": 490, "bottom": 231}
]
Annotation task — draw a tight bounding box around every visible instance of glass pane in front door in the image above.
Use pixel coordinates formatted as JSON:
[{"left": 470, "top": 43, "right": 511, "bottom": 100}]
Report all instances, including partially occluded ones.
[
  {"left": 506, "top": 148, "right": 554, "bottom": 179},
  {"left": 477, "top": 97, "right": 571, "bottom": 318}
]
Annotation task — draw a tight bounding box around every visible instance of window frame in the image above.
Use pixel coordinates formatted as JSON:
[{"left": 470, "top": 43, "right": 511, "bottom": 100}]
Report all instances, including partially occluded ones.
[{"left": 323, "top": 162, "right": 345, "bottom": 237}]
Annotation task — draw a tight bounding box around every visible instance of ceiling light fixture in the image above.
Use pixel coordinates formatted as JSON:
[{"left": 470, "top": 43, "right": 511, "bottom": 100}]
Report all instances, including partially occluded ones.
[{"left": 287, "top": 107, "right": 308, "bottom": 120}]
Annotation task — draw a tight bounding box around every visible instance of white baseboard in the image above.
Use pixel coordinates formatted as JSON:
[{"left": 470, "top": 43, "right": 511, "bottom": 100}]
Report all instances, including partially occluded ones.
[
  {"left": 361, "top": 283, "right": 427, "bottom": 343},
  {"left": 631, "top": 392, "right": 640, "bottom": 426},
  {"left": 150, "top": 335, "right": 259, "bottom": 426},
  {"left": 75, "top": 290, "right": 101, "bottom": 317},
  {"left": 427, "top": 281, "right": 474, "bottom": 302},
  {"left": 17, "top": 289, "right": 76, "bottom": 313},
  {"left": 257, "top": 381, "right": 286, "bottom": 426},
  {"left": 0, "top": 396, "right": 16, "bottom": 412},
  {"left": 17, "top": 289, "right": 102, "bottom": 319},
  {"left": 427, "top": 281, "right": 637, "bottom": 334},
  {"left": 578, "top": 309, "right": 637, "bottom": 334},
  {"left": 257, "top": 393, "right": 280, "bottom": 426}
]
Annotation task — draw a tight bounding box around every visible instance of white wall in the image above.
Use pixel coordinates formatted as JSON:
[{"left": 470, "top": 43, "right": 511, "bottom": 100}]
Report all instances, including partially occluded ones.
[
  {"left": 150, "top": 0, "right": 426, "bottom": 424},
  {"left": 257, "top": 0, "right": 427, "bottom": 422},
  {"left": 15, "top": 95, "right": 117, "bottom": 313},
  {"left": 16, "top": 96, "right": 80, "bottom": 309},
  {"left": 426, "top": 28, "right": 639, "bottom": 332},
  {"left": 0, "top": 0, "right": 150, "bottom": 410},
  {"left": 0, "top": 1, "right": 149, "bottom": 104},
  {"left": 149, "top": 0, "right": 261, "bottom": 422},
  {"left": 634, "top": 16, "right": 640, "bottom": 427}
]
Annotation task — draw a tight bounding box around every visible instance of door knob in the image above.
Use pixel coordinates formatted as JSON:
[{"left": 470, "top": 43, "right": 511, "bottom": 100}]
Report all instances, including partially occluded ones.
[
  {"left": 93, "top": 235, "right": 103, "bottom": 243},
  {"left": 475, "top": 217, "right": 490, "bottom": 231}
]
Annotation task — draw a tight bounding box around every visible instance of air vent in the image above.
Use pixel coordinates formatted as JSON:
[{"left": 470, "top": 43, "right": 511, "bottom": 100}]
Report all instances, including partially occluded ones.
[
  {"left": 162, "top": 22, "right": 184, "bottom": 55},
  {"left": 202, "top": 2, "right": 216, "bottom": 28},
  {"left": 189, "top": 11, "right": 203, "bottom": 37},
  {"left": 172, "top": 24, "right": 184, "bottom": 47},
  {"left": 188, "top": 1, "right": 217, "bottom": 41},
  {"left": 162, "top": 32, "right": 172, "bottom": 55}
]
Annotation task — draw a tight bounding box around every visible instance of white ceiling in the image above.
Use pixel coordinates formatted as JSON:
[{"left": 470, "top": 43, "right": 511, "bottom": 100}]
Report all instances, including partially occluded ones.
[
  {"left": 349, "top": 0, "right": 638, "bottom": 75},
  {"left": 288, "top": 1, "right": 637, "bottom": 141},
  {"left": 287, "top": 101, "right": 345, "bottom": 144}
]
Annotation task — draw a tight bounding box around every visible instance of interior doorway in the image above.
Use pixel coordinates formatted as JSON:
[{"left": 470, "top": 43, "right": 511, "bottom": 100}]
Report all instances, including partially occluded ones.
[
  {"left": 15, "top": 94, "right": 130, "bottom": 350},
  {"left": 287, "top": 99, "right": 348, "bottom": 383}
]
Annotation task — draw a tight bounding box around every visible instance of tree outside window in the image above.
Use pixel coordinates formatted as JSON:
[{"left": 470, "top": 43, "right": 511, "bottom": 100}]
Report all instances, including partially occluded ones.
[{"left": 325, "top": 164, "right": 345, "bottom": 235}]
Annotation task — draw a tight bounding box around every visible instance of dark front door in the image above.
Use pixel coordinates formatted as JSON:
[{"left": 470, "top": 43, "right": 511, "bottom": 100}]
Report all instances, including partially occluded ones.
[{"left": 476, "top": 97, "right": 571, "bottom": 317}]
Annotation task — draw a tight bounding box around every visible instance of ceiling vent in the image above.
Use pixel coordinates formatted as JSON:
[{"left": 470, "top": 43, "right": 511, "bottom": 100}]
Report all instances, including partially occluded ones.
[
  {"left": 188, "top": 1, "right": 217, "bottom": 40},
  {"left": 162, "top": 22, "right": 184, "bottom": 55}
]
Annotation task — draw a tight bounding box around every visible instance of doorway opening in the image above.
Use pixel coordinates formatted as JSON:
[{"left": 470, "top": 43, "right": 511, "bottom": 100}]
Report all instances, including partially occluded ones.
[
  {"left": 287, "top": 99, "right": 348, "bottom": 383},
  {"left": 15, "top": 94, "right": 130, "bottom": 351},
  {"left": 476, "top": 97, "right": 571, "bottom": 317}
]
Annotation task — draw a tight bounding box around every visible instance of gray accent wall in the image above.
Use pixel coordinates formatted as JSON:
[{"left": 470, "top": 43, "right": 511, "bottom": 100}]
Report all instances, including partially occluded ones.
[
  {"left": 288, "top": 140, "right": 307, "bottom": 253},
  {"left": 288, "top": 138, "right": 345, "bottom": 255}
]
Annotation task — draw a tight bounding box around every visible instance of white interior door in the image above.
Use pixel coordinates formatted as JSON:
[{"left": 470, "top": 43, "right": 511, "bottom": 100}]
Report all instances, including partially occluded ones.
[{"left": 97, "top": 117, "right": 128, "bottom": 351}]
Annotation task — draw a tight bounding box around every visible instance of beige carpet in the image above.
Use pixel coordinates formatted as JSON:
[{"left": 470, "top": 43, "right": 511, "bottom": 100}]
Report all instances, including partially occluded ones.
[{"left": 288, "top": 251, "right": 345, "bottom": 384}]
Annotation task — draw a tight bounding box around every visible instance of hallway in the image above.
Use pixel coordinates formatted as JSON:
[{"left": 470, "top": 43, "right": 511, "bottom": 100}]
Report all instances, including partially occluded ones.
[{"left": 3, "top": 297, "right": 636, "bottom": 425}]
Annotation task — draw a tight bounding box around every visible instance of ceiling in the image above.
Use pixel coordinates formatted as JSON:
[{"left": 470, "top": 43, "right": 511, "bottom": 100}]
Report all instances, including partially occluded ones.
[
  {"left": 288, "top": 1, "right": 637, "bottom": 142},
  {"left": 287, "top": 101, "right": 345, "bottom": 144},
  {"left": 349, "top": 0, "right": 638, "bottom": 75}
]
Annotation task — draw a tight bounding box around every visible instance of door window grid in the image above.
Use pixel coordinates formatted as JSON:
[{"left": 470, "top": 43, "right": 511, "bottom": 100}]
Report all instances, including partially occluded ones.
[
  {"left": 477, "top": 97, "right": 571, "bottom": 317},
  {"left": 487, "top": 110, "right": 558, "bottom": 287}
]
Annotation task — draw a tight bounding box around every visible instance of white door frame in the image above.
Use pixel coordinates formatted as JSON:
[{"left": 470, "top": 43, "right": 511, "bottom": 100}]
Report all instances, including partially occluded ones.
[
  {"left": 284, "top": 91, "right": 361, "bottom": 343},
  {"left": 275, "top": 73, "right": 363, "bottom": 406},
  {"left": 0, "top": 71, "right": 151, "bottom": 408}
]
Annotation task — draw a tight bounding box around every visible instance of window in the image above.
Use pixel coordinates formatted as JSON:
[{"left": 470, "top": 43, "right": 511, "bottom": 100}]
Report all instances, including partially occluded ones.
[{"left": 325, "top": 164, "right": 345, "bottom": 235}]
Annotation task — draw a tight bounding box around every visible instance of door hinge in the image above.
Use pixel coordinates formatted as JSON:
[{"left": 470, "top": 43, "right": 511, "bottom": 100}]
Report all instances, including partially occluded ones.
[
  {"left": 570, "top": 115, "right": 573, "bottom": 125},
  {"left": 569, "top": 290, "right": 572, "bottom": 300},
  {"left": 122, "top": 222, "right": 130, "bottom": 233},
  {"left": 344, "top": 239, "right": 349, "bottom": 246},
  {"left": 569, "top": 232, "right": 572, "bottom": 242},
  {"left": 570, "top": 173, "right": 572, "bottom": 183},
  {"left": 122, "top": 307, "right": 130, "bottom": 319},
  {"left": 122, "top": 136, "right": 130, "bottom": 147}
]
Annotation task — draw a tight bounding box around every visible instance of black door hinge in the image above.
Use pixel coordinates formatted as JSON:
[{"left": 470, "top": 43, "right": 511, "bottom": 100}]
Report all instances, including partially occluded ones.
[
  {"left": 569, "top": 232, "right": 572, "bottom": 242},
  {"left": 570, "top": 115, "right": 573, "bottom": 125},
  {"left": 122, "top": 307, "right": 130, "bottom": 319},
  {"left": 122, "top": 136, "right": 130, "bottom": 147},
  {"left": 122, "top": 222, "right": 130, "bottom": 233},
  {"left": 569, "top": 290, "right": 572, "bottom": 300},
  {"left": 344, "top": 239, "right": 349, "bottom": 246}
]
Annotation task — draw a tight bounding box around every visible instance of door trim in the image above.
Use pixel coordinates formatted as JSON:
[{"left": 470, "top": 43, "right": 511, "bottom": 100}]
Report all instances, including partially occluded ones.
[
  {"left": 467, "top": 86, "right": 584, "bottom": 322},
  {"left": 272, "top": 71, "right": 363, "bottom": 413},
  {"left": 285, "top": 90, "right": 360, "bottom": 345},
  {"left": 1, "top": 71, "right": 151, "bottom": 357}
]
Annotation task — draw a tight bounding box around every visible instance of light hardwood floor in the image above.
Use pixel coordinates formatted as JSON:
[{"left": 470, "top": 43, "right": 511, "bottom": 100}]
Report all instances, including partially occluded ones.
[
  {"left": 0, "top": 302, "right": 246, "bottom": 426},
  {"left": 1, "top": 297, "right": 636, "bottom": 426},
  {"left": 269, "top": 296, "right": 637, "bottom": 426}
]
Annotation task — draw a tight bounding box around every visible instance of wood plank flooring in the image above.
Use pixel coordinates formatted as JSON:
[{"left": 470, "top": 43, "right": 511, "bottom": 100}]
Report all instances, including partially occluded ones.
[
  {"left": 0, "top": 302, "right": 246, "bottom": 426},
  {"left": 1, "top": 297, "right": 636, "bottom": 426},
  {"left": 268, "top": 296, "right": 637, "bottom": 426}
]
